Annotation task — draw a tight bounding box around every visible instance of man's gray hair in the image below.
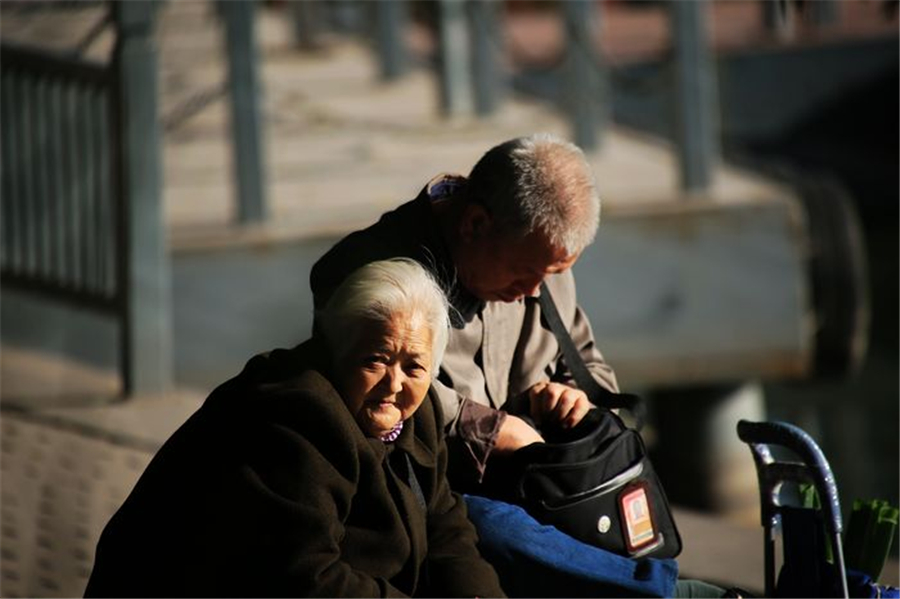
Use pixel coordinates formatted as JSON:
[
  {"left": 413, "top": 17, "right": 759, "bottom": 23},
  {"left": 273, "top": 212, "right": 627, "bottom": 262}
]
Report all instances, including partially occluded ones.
[
  {"left": 467, "top": 133, "right": 601, "bottom": 254},
  {"left": 316, "top": 258, "right": 450, "bottom": 375}
]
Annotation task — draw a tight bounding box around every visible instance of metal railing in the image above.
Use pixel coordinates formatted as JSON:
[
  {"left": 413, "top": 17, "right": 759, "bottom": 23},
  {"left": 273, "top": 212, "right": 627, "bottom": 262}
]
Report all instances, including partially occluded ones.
[
  {"left": 1, "top": 7, "right": 172, "bottom": 398},
  {"left": 1, "top": 42, "right": 123, "bottom": 316}
]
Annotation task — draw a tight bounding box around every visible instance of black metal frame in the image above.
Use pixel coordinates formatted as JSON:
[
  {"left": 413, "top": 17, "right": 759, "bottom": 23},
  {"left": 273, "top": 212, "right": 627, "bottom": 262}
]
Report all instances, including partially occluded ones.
[
  {"left": 1, "top": 41, "right": 127, "bottom": 384},
  {"left": 737, "top": 419, "right": 850, "bottom": 598}
]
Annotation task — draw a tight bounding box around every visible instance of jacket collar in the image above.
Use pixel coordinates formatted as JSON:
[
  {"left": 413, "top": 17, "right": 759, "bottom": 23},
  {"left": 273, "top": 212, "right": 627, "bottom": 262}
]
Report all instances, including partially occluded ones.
[
  {"left": 363, "top": 397, "right": 438, "bottom": 469},
  {"left": 362, "top": 415, "right": 434, "bottom": 469},
  {"left": 418, "top": 175, "right": 485, "bottom": 327},
  {"left": 392, "top": 414, "right": 437, "bottom": 468}
]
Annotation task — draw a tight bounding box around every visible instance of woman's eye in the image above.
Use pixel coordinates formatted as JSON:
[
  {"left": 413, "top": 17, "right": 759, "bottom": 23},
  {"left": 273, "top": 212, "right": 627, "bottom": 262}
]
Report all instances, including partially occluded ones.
[
  {"left": 405, "top": 362, "right": 427, "bottom": 376},
  {"left": 364, "top": 355, "right": 387, "bottom": 366}
]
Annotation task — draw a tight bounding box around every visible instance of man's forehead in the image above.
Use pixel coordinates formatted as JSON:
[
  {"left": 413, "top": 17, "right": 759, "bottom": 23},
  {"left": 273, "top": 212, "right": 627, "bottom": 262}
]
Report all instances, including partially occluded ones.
[{"left": 508, "top": 230, "right": 578, "bottom": 268}]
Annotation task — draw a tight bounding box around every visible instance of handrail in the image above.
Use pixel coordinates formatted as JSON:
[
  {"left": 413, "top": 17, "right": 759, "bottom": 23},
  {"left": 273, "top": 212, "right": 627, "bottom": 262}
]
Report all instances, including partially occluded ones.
[
  {"left": 1, "top": 41, "right": 122, "bottom": 313},
  {"left": 1, "top": 42, "right": 111, "bottom": 86}
]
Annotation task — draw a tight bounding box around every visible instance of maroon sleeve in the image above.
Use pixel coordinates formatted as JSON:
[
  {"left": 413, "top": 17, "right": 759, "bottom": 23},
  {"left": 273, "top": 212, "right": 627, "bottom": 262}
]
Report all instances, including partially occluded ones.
[{"left": 456, "top": 399, "right": 507, "bottom": 483}]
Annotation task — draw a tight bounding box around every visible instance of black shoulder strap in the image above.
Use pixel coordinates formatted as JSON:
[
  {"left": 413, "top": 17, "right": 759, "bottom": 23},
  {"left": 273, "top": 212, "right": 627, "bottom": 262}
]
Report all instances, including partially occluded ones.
[{"left": 538, "top": 282, "right": 643, "bottom": 418}]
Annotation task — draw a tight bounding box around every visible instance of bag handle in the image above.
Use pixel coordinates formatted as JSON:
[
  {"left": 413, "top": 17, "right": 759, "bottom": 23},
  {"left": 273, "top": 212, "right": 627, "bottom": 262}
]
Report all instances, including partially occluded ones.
[{"left": 538, "top": 282, "right": 644, "bottom": 426}]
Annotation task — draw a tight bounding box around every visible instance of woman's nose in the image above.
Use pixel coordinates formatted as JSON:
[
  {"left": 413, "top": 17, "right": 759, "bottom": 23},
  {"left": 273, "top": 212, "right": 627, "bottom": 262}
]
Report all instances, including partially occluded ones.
[{"left": 383, "top": 365, "right": 404, "bottom": 394}]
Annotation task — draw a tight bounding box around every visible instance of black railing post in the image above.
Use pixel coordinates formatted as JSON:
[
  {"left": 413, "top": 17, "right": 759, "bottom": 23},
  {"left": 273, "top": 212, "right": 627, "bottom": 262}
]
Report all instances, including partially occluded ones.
[
  {"left": 809, "top": 0, "right": 839, "bottom": 26},
  {"left": 114, "top": 0, "right": 172, "bottom": 395},
  {"left": 289, "top": 0, "right": 326, "bottom": 51},
  {"left": 374, "top": 0, "right": 408, "bottom": 81},
  {"left": 221, "top": 0, "right": 268, "bottom": 224},
  {"left": 563, "top": 0, "right": 604, "bottom": 151},
  {"left": 468, "top": 0, "right": 501, "bottom": 117},
  {"left": 762, "top": 0, "right": 795, "bottom": 41},
  {"left": 670, "top": 0, "right": 719, "bottom": 193},
  {"left": 437, "top": 0, "right": 473, "bottom": 118}
]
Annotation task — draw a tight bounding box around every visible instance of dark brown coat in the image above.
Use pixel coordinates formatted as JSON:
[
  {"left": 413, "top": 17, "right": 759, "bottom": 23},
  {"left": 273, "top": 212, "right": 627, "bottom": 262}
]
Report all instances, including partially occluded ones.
[{"left": 84, "top": 341, "right": 505, "bottom": 598}]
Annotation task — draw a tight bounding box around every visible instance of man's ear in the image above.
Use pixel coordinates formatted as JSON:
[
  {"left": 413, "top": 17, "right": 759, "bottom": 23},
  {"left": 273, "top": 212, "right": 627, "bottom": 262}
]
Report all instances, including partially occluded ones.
[{"left": 459, "top": 203, "right": 492, "bottom": 243}]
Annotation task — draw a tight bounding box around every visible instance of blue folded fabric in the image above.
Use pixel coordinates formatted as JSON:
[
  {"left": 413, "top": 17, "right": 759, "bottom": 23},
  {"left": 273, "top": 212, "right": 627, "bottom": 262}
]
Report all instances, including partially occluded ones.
[
  {"left": 465, "top": 495, "right": 679, "bottom": 598},
  {"left": 846, "top": 569, "right": 900, "bottom": 599}
]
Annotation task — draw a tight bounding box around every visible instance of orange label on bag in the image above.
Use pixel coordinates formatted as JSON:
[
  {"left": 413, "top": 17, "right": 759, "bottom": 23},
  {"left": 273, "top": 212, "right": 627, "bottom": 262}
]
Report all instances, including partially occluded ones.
[{"left": 620, "top": 483, "right": 657, "bottom": 552}]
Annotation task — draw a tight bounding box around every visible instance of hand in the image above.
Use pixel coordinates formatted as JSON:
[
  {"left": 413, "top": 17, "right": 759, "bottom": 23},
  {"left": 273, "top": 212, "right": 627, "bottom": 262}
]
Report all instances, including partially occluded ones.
[
  {"left": 492, "top": 414, "right": 544, "bottom": 455},
  {"left": 528, "top": 380, "right": 593, "bottom": 429}
]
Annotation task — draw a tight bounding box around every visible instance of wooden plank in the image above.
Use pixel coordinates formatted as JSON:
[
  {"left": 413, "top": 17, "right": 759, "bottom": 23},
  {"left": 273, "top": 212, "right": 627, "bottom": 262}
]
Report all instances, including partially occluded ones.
[
  {"left": 0, "top": 275, "right": 119, "bottom": 314},
  {"left": 574, "top": 200, "right": 811, "bottom": 387}
]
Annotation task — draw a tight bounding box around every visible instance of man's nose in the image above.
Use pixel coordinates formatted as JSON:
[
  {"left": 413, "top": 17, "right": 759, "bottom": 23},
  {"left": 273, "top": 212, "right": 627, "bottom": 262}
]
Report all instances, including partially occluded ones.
[{"left": 520, "top": 277, "right": 543, "bottom": 297}]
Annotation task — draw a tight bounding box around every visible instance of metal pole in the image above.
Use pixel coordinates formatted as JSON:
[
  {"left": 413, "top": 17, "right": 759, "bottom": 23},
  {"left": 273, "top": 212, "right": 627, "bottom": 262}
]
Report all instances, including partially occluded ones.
[
  {"left": 764, "top": 521, "right": 777, "bottom": 597},
  {"left": 289, "top": 0, "right": 325, "bottom": 51},
  {"left": 563, "top": 0, "right": 603, "bottom": 151},
  {"left": 437, "top": 0, "right": 473, "bottom": 118},
  {"left": 468, "top": 0, "right": 501, "bottom": 117},
  {"left": 762, "top": 0, "right": 795, "bottom": 41},
  {"left": 221, "top": 0, "right": 268, "bottom": 223},
  {"left": 114, "top": 0, "right": 171, "bottom": 395},
  {"left": 328, "top": 0, "right": 364, "bottom": 35},
  {"left": 670, "top": 0, "right": 718, "bottom": 192},
  {"left": 809, "top": 0, "right": 839, "bottom": 26},
  {"left": 374, "top": 0, "right": 408, "bottom": 81}
]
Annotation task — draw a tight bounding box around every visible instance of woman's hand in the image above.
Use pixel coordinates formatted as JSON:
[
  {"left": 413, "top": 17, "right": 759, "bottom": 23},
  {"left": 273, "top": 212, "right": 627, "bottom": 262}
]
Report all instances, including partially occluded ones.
[{"left": 528, "top": 380, "right": 593, "bottom": 429}]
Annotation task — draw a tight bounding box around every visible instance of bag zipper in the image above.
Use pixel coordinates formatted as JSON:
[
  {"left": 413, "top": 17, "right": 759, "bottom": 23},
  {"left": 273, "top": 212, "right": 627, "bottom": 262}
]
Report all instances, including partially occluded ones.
[{"left": 538, "top": 460, "right": 644, "bottom": 511}]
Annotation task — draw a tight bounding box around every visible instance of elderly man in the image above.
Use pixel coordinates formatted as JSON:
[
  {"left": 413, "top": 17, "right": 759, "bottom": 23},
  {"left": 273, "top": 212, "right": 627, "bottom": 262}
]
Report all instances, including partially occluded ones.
[{"left": 311, "top": 133, "right": 618, "bottom": 489}]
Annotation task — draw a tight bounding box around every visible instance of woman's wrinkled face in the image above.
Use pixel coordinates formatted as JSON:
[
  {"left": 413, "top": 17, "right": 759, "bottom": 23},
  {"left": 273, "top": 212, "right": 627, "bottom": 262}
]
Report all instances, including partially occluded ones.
[{"left": 335, "top": 313, "right": 434, "bottom": 439}]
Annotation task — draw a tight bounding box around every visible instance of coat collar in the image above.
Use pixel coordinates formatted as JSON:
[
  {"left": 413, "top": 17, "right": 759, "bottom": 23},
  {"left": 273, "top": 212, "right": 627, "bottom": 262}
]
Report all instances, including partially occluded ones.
[
  {"left": 418, "top": 175, "right": 485, "bottom": 327},
  {"left": 366, "top": 410, "right": 437, "bottom": 469},
  {"left": 392, "top": 413, "right": 437, "bottom": 468}
]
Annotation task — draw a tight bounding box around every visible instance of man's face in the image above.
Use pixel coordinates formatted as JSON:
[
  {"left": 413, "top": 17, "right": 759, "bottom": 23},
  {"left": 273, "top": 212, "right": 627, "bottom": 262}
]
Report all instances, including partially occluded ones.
[{"left": 458, "top": 218, "right": 580, "bottom": 302}]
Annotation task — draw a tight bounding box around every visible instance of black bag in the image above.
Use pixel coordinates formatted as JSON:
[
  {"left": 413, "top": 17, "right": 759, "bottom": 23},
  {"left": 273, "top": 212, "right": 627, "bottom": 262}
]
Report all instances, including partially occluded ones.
[
  {"left": 489, "top": 284, "right": 682, "bottom": 559},
  {"left": 508, "top": 408, "right": 682, "bottom": 559}
]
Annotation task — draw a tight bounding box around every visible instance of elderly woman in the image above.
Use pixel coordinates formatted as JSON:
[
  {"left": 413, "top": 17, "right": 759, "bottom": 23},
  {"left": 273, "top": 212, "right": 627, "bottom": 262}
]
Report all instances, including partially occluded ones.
[{"left": 84, "top": 259, "right": 505, "bottom": 598}]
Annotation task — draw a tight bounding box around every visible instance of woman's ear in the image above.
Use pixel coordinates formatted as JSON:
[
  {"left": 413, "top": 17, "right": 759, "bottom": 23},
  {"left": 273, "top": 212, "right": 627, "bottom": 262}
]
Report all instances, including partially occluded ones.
[{"left": 459, "top": 203, "right": 492, "bottom": 243}]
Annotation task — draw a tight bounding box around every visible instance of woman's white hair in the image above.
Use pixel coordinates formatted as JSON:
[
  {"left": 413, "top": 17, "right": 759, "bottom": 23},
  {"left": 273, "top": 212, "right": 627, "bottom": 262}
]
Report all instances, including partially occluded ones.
[{"left": 316, "top": 258, "right": 450, "bottom": 375}]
